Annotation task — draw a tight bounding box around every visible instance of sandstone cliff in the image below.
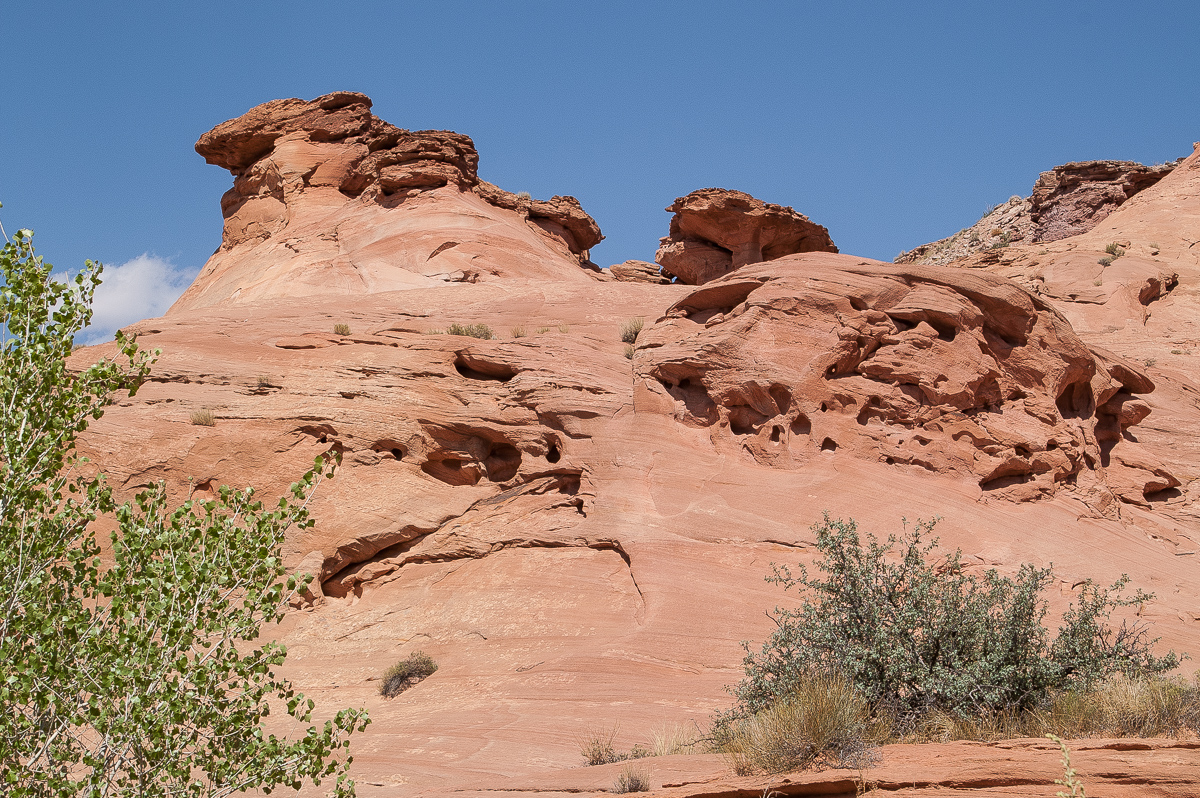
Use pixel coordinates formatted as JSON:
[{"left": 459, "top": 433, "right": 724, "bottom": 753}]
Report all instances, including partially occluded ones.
[{"left": 72, "top": 96, "right": 1200, "bottom": 796}]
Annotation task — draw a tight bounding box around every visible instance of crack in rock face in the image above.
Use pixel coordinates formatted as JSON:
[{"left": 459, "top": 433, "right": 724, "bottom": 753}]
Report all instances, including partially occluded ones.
[{"left": 637, "top": 253, "right": 1177, "bottom": 506}]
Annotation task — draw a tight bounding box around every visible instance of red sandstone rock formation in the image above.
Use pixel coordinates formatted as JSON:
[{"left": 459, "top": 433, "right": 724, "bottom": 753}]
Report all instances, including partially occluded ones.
[
  {"left": 898, "top": 159, "right": 1179, "bottom": 266},
  {"left": 656, "top": 188, "right": 837, "bottom": 284},
  {"left": 173, "top": 92, "right": 603, "bottom": 311},
  {"left": 1031, "top": 159, "right": 1178, "bottom": 242},
  {"left": 71, "top": 98, "right": 1200, "bottom": 796}
]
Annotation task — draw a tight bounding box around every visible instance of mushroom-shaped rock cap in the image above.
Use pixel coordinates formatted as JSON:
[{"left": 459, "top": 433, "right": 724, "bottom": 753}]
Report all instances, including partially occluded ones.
[
  {"left": 656, "top": 188, "right": 837, "bottom": 285},
  {"left": 196, "top": 92, "right": 376, "bottom": 172}
]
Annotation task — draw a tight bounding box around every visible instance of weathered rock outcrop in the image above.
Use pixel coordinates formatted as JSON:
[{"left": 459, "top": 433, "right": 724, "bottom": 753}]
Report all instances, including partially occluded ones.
[
  {"left": 656, "top": 188, "right": 837, "bottom": 284},
  {"left": 173, "top": 92, "right": 603, "bottom": 311},
  {"left": 75, "top": 97, "right": 1200, "bottom": 797},
  {"left": 898, "top": 159, "right": 1179, "bottom": 266},
  {"left": 1031, "top": 159, "right": 1179, "bottom": 242},
  {"left": 637, "top": 253, "right": 1176, "bottom": 506},
  {"left": 609, "top": 259, "right": 671, "bottom": 284}
]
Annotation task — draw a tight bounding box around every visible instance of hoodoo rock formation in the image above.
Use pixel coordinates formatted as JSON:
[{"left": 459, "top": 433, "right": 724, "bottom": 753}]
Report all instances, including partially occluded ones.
[
  {"left": 74, "top": 94, "right": 1200, "bottom": 797},
  {"left": 174, "top": 92, "right": 603, "bottom": 311},
  {"left": 655, "top": 188, "right": 837, "bottom": 284}
]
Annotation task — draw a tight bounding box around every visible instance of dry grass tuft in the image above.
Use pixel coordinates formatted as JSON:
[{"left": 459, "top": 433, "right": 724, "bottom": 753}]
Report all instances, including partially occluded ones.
[
  {"left": 380, "top": 651, "right": 438, "bottom": 698},
  {"left": 611, "top": 764, "right": 651, "bottom": 794},
  {"left": 511, "top": 325, "right": 526, "bottom": 338},
  {"left": 648, "top": 722, "right": 703, "bottom": 756},
  {"left": 333, "top": 323, "right": 351, "bottom": 336},
  {"left": 620, "top": 317, "right": 644, "bottom": 345},
  {"left": 720, "top": 672, "right": 881, "bottom": 775},
  {"left": 190, "top": 409, "right": 215, "bottom": 427},
  {"left": 447, "top": 323, "right": 494, "bottom": 340},
  {"left": 579, "top": 724, "right": 625, "bottom": 766}
]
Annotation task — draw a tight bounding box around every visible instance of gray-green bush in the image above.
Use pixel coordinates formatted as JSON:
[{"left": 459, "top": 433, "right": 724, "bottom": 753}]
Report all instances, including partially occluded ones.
[
  {"left": 728, "top": 515, "right": 1178, "bottom": 726},
  {"left": 447, "top": 323, "right": 494, "bottom": 340}
]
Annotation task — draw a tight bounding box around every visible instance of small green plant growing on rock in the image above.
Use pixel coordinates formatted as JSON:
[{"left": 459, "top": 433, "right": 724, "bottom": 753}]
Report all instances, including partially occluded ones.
[
  {"left": 623, "top": 344, "right": 635, "bottom": 360},
  {"left": 190, "top": 408, "right": 215, "bottom": 426},
  {"left": 380, "top": 652, "right": 438, "bottom": 698},
  {"left": 1048, "top": 735, "right": 1086, "bottom": 798},
  {"left": 1104, "top": 242, "right": 1126, "bottom": 259},
  {"left": 620, "top": 317, "right": 644, "bottom": 345},
  {"left": 447, "top": 323, "right": 494, "bottom": 340},
  {"left": 1098, "top": 256, "right": 1114, "bottom": 267},
  {"left": 611, "top": 765, "right": 650, "bottom": 794},
  {"left": 333, "top": 323, "right": 351, "bottom": 336}
]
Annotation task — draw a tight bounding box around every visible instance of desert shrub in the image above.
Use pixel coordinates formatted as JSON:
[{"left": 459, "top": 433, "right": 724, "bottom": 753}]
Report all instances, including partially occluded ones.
[
  {"left": 558, "top": 323, "right": 570, "bottom": 334},
  {"left": 536, "top": 326, "right": 550, "bottom": 334},
  {"left": 988, "top": 231, "right": 1012, "bottom": 250},
  {"left": 190, "top": 408, "right": 215, "bottom": 426},
  {"left": 729, "top": 515, "right": 1178, "bottom": 727},
  {"left": 1098, "top": 256, "right": 1114, "bottom": 267},
  {"left": 447, "top": 323, "right": 493, "bottom": 340},
  {"left": 611, "top": 765, "right": 650, "bottom": 794},
  {"left": 380, "top": 651, "right": 438, "bottom": 698},
  {"left": 333, "top": 323, "right": 351, "bottom": 336},
  {"left": 620, "top": 317, "right": 644, "bottom": 344},
  {"left": 719, "top": 672, "right": 880, "bottom": 775},
  {"left": 516, "top": 191, "right": 532, "bottom": 200},
  {"left": 1104, "top": 242, "right": 1126, "bottom": 258},
  {"left": 579, "top": 725, "right": 625, "bottom": 766},
  {"left": 511, "top": 325, "right": 526, "bottom": 338},
  {"left": 623, "top": 344, "right": 635, "bottom": 360}
]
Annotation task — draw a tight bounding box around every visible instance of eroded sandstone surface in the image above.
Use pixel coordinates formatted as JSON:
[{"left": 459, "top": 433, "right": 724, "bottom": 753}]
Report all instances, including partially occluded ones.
[{"left": 73, "top": 95, "right": 1200, "bottom": 797}]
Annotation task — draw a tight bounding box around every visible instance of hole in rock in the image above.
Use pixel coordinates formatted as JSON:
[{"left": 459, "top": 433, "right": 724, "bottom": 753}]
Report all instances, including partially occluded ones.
[
  {"left": 979, "top": 473, "right": 1031, "bottom": 491},
  {"left": 728, "top": 406, "right": 767, "bottom": 436},
  {"left": 1046, "top": 441, "right": 1058, "bottom": 451},
  {"left": 826, "top": 364, "right": 839, "bottom": 378},
  {"left": 483, "top": 443, "right": 522, "bottom": 482},
  {"left": 1056, "top": 381, "right": 1093, "bottom": 420},
  {"left": 849, "top": 296, "right": 868, "bottom": 311},
  {"left": 391, "top": 448, "right": 403, "bottom": 460},
  {"left": 454, "top": 354, "right": 516, "bottom": 382},
  {"left": 547, "top": 442, "right": 562, "bottom": 463},
  {"left": 769, "top": 384, "right": 792, "bottom": 415},
  {"left": 678, "top": 377, "right": 691, "bottom": 389},
  {"left": 1145, "top": 487, "right": 1182, "bottom": 503},
  {"left": 856, "top": 396, "right": 883, "bottom": 426},
  {"left": 421, "top": 458, "right": 482, "bottom": 487},
  {"left": 820, "top": 437, "right": 838, "bottom": 452},
  {"left": 790, "top": 414, "right": 811, "bottom": 436},
  {"left": 1014, "top": 446, "right": 1030, "bottom": 458},
  {"left": 770, "top": 425, "right": 782, "bottom": 443},
  {"left": 885, "top": 456, "right": 895, "bottom": 465}
]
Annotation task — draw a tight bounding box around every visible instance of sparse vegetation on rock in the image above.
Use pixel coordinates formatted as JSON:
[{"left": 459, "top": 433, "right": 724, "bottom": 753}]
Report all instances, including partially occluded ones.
[
  {"left": 725, "top": 515, "right": 1180, "bottom": 743},
  {"left": 381, "top": 651, "right": 438, "bottom": 698},
  {"left": 620, "top": 317, "right": 644, "bottom": 345},
  {"left": 447, "top": 323, "right": 494, "bottom": 339},
  {"left": 190, "top": 408, "right": 215, "bottom": 426},
  {"left": 334, "top": 322, "right": 351, "bottom": 336},
  {"left": 611, "top": 764, "right": 650, "bottom": 794}
]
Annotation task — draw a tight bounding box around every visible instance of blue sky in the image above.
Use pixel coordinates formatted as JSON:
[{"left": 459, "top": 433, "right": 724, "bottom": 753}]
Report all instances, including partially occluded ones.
[{"left": 3, "top": 1, "right": 1198, "bottom": 340}]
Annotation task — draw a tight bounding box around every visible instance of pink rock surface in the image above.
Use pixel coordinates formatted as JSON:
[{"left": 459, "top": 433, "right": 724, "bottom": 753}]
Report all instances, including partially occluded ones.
[{"left": 69, "top": 101, "right": 1200, "bottom": 796}]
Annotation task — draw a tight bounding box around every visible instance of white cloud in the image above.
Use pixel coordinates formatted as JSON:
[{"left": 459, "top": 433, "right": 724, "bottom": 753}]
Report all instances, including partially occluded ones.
[{"left": 73, "top": 254, "right": 197, "bottom": 345}]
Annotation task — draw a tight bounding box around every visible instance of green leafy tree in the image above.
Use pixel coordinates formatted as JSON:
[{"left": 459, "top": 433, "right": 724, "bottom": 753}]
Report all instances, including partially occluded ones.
[
  {"left": 0, "top": 225, "right": 368, "bottom": 797},
  {"left": 729, "top": 514, "right": 1178, "bottom": 724}
]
